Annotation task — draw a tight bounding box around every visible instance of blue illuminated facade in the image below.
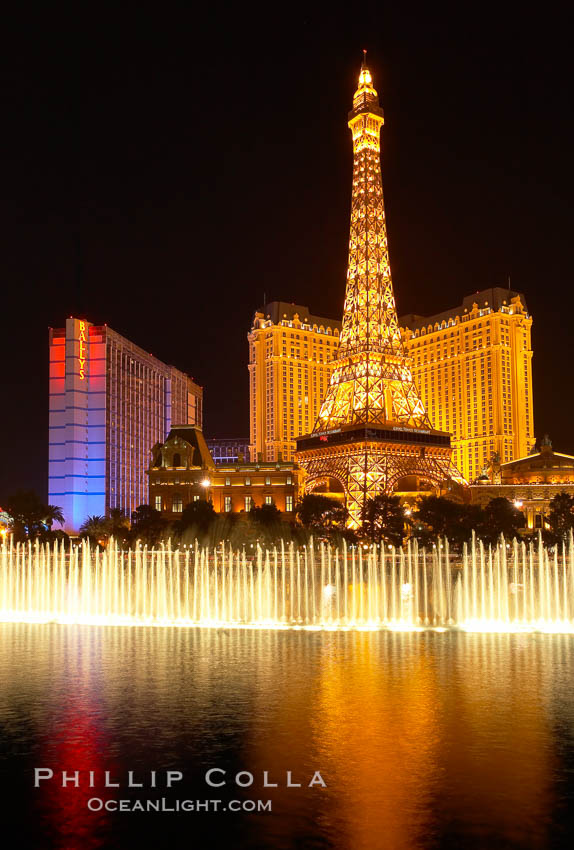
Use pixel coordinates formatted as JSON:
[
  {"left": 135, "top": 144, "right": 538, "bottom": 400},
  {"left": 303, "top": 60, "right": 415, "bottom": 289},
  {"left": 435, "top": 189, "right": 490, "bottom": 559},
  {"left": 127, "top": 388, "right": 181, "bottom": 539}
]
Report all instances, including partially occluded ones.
[{"left": 49, "top": 318, "right": 202, "bottom": 532}]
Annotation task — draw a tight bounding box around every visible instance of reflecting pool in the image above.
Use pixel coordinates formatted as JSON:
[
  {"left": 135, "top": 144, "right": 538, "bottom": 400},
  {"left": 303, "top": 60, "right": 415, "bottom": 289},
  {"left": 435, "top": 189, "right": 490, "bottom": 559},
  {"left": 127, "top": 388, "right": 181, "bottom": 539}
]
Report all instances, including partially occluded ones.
[{"left": 1, "top": 625, "right": 574, "bottom": 848}]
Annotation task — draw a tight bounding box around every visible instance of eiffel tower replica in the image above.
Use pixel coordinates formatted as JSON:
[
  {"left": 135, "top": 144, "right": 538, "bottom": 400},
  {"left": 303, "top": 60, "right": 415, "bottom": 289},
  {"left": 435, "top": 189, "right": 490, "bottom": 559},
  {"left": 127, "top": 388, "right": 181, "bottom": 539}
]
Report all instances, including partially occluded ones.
[{"left": 296, "top": 54, "right": 465, "bottom": 527}]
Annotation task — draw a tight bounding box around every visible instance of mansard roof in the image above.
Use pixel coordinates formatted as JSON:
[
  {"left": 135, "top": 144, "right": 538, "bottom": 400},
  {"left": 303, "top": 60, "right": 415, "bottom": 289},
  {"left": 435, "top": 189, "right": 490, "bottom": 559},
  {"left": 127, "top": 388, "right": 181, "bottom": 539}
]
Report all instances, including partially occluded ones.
[{"left": 154, "top": 425, "right": 215, "bottom": 469}]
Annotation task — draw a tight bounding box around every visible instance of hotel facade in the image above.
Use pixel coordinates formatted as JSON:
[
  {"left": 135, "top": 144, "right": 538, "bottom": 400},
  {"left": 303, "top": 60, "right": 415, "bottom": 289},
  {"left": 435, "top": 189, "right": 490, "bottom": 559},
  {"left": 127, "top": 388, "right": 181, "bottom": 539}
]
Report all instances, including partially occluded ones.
[
  {"left": 149, "top": 426, "right": 298, "bottom": 519},
  {"left": 470, "top": 437, "right": 574, "bottom": 531},
  {"left": 249, "top": 288, "right": 534, "bottom": 484},
  {"left": 400, "top": 287, "right": 535, "bottom": 482},
  {"left": 248, "top": 302, "right": 341, "bottom": 463},
  {"left": 49, "top": 317, "right": 202, "bottom": 532}
]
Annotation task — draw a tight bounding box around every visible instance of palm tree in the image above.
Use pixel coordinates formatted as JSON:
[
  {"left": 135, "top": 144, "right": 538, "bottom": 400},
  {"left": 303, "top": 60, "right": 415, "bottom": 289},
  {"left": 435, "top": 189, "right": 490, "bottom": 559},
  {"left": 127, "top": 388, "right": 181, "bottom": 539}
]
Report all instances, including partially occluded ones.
[
  {"left": 42, "top": 505, "right": 65, "bottom": 530},
  {"left": 79, "top": 515, "right": 109, "bottom": 541}
]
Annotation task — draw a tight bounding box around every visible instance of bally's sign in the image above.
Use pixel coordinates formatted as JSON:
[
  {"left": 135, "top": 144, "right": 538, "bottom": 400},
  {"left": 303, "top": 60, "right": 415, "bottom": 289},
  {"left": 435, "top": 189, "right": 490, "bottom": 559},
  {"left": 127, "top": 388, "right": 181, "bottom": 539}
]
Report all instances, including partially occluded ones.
[{"left": 78, "top": 321, "right": 87, "bottom": 380}]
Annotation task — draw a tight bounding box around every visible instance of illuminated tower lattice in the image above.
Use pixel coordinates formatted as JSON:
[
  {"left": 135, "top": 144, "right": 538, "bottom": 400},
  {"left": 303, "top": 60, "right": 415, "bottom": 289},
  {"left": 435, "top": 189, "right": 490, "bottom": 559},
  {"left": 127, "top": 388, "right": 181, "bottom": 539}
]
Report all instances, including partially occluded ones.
[{"left": 296, "top": 55, "right": 465, "bottom": 527}]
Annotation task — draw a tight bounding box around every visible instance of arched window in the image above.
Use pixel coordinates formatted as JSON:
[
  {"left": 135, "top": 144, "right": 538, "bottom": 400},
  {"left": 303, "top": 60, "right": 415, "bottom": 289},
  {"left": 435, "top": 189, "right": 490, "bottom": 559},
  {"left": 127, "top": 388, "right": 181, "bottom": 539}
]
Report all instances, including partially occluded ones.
[{"left": 172, "top": 452, "right": 181, "bottom": 468}]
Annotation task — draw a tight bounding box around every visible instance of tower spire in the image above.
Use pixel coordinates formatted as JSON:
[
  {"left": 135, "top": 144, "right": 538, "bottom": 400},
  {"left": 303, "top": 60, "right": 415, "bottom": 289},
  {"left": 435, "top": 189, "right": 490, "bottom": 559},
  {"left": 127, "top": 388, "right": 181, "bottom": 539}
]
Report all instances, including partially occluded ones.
[
  {"left": 296, "top": 57, "right": 465, "bottom": 527},
  {"left": 313, "top": 58, "right": 428, "bottom": 431}
]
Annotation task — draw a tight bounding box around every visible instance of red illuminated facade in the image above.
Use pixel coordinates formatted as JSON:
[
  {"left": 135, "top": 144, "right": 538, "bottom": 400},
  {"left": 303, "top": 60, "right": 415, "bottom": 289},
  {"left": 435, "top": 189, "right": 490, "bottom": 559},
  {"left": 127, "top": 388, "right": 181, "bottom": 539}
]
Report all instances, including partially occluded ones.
[{"left": 49, "top": 318, "right": 202, "bottom": 532}]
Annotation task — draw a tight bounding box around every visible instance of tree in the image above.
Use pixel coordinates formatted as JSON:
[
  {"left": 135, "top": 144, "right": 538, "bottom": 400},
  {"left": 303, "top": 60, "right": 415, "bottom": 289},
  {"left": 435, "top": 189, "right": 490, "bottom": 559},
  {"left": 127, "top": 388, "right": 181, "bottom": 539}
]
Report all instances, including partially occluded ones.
[
  {"left": 481, "top": 498, "right": 524, "bottom": 544},
  {"left": 175, "top": 500, "right": 216, "bottom": 540},
  {"left": 130, "top": 505, "right": 166, "bottom": 546},
  {"left": 296, "top": 494, "right": 348, "bottom": 534},
  {"left": 41, "top": 529, "right": 70, "bottom": 545},
  {"left": 4, "top": 492, "right": 66, "bottom": 541},
  {"left": 361, "top": 494, "right": 405, "bottom": 547},
  {"left": 79, "top": 515, "right": 109, "bottom": 541},
  {"left": 42, "top": 504, "right": 65, "bottom": 530},
  {"left": 413, "top": 496, "right": 462, "bottom": 541},
  {"left": 547, "top": 492, "right": 574, "bottom": 540},
  {"left": 248, "top": 503, "right": 284, "bottom": 544},
  {"left": 250, "top": 503, "right": 282, "bottom": 526},
  {"left": 407, "top": 518, "right": 435, "bottom": 549},
  {"left": 456, "top": 504, "right": 486, "bottom": 546},
  {"left": 5, "top": 490, "right": 49, "bottom": 541},
  {"left": 410, "top": 497, "right": 487, "bottom": 549},
  {"left": 108, "top": 508, "right": 130, "bottom": 545}
]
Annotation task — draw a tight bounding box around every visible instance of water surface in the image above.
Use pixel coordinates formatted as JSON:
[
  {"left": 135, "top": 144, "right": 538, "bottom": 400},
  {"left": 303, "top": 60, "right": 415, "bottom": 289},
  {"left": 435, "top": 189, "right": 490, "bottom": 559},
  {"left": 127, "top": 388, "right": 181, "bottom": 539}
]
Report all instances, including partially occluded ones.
[{"left": 0, "top": 625, "right": 573, "bottom": 849}]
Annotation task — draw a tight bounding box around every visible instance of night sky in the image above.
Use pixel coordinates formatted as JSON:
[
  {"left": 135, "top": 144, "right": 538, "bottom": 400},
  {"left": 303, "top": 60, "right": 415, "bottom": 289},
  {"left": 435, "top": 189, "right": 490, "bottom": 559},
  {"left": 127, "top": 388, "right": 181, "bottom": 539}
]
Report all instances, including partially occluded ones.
[{"left": 2, "top": 5, "right": 573, "bottom": 502}]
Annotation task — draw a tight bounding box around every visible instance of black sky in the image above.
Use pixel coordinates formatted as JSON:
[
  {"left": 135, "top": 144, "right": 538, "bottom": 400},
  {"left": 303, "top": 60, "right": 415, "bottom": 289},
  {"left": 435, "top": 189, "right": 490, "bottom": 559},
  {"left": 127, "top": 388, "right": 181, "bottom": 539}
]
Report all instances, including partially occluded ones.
[{"left": 1, "top": 4, "right": 573, "bottom": 502}]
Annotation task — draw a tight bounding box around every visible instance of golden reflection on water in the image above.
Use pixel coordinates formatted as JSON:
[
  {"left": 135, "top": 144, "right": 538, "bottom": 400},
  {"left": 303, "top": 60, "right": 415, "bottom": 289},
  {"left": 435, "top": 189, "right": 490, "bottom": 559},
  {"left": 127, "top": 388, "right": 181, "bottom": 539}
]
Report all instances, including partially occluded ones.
[
  {"left": 311, "top": 633, "right": 440, "bottom": 850},
  {"left": 437, "top": 635, "right": 560, "bottom": 848},
  {"left": 244, "top": 632, "right": 570, "bottom": 850},
  {"left": 0, "top": 626, "right": 572, "bottom": 849}
]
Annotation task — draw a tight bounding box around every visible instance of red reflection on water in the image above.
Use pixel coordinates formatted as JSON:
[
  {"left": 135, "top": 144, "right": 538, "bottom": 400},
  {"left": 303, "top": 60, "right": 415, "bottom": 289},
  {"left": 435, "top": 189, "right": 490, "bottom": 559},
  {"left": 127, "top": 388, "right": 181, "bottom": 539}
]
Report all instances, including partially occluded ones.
[{"left": 37, "top": 697, "right": 110, "bottom": 850}]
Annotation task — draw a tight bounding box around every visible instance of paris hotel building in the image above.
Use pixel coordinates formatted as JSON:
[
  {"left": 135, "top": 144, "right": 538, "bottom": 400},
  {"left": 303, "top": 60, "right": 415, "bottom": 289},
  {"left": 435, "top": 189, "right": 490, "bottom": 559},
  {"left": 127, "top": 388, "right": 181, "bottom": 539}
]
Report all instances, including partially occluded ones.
[
  {"left": 400, "top": 287, "right": 534, "bottom": 482},
  {"left": 49, "top": 317, "right": 202, "bottom": 532},
  {"left": 248, "top": 302, "right": 341, "bottom": 463},
  {"left": 249, "top": 288, "right": 534, "bottom": 483}
]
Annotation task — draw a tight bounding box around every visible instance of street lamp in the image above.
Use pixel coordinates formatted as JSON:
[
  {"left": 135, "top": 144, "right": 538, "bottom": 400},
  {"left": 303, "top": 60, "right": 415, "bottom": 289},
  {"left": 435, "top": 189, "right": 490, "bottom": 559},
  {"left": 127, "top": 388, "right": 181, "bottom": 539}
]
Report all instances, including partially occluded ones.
[{"left": 200, "top": 477, "right": 212, "bottom": 504}]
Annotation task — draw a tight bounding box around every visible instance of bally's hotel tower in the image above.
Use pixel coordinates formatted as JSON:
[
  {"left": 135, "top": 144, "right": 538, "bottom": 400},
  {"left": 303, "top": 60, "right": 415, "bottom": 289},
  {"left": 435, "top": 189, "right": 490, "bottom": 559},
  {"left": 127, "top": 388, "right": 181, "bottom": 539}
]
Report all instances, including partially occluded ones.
[{"left": 49, "top": 318, "right": 202, "bottom": 532}]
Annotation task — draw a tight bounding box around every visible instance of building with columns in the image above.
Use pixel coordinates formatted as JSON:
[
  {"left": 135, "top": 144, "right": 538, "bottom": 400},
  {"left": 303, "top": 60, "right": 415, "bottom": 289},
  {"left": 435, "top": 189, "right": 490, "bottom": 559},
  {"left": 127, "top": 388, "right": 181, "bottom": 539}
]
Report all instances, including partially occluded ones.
[{"left": 470, "top": 437, "right": 574, "bottom": 530}]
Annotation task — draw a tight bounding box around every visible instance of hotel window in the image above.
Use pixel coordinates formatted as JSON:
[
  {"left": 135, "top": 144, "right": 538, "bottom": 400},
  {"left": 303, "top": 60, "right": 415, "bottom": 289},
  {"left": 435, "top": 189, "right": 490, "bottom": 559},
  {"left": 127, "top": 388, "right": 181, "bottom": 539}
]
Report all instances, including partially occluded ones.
[
  {"left": 193, "top": 495, "right": 200, "bottom": 502},
  {"left": 245, "top": 496, "right": 252, "bottom": 512},
  {"left": 224, "top": 496, "right": 232, "bottom": 513},
  {"left": 265, "top": 475, "right": 271, "bottom": 485},
  {"left": 225, "top": 476, "right": 230, "bottom": 486},
  {"left": 245, "top": 477, "right": 251, "bottom": 485},
  {"left": 285, "top": 495, "right": 293, "bottom": 512},
  {"left": 265, "top": 496, "right": 273, "bottom": 505},
  {"left": 154, "top": 495, "right": 162, "bottom": 512},
  {"left": 172, "top": 495, "right": 183, "bottom": 513}
]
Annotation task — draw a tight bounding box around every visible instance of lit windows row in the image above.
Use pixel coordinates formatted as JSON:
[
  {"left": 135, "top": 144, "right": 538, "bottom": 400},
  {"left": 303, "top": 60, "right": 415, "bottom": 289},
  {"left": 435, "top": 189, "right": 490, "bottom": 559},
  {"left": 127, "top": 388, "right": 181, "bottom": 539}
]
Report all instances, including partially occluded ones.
[{"left": 221, "top": 495, "right": 292, "bottom": 512}]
